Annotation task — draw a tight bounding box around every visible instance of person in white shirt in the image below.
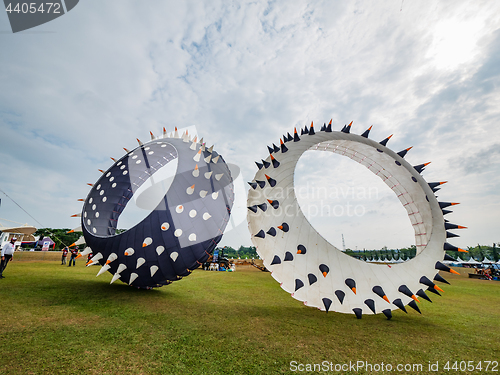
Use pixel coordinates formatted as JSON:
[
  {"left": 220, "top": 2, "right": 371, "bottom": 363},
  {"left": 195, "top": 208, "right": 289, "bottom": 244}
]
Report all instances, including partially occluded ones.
[{"left": 0, "top": 237, "right": 16, "bottom": 279}]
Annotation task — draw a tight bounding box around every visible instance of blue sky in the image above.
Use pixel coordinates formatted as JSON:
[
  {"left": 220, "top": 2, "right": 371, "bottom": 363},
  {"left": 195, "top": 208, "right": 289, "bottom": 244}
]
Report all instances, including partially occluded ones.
[{"left": 0, "top": 0, "right": 499, "bottom": 250}]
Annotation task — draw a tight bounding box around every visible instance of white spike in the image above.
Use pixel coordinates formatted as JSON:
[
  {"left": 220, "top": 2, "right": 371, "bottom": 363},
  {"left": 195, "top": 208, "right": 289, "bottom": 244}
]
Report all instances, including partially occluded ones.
[
  {"left": 87, "top": 252, "right": 103, "bottom": 266},
  {"left": 203, "top": 212, "right": 212, "bottom": 220},
  {"left": 204, "top": 154, "right": 212, "bottom": 163},
  {"left": 199, "top": 190, "right": 208, "bottom": 198},
  {"left": 124, "top": 247, "right": 135, "bottom": 256},
  {"left": 96, "top": 264, "right": 111, "bottom": 276},
  {"left": 212, "top": 191, "right": 219, "bottom": 200},
  {"left": 174, "top": 128, "right": 179, "bottom": 138},
  {"left": 199, "top": 137, "right": 204, "bottom": 144},
  {"left": 170, "top": 252, "right": 178, "bottom": 261},
  {"left": 80, "top": 247, "right": 92, "bottom": 257},
  {"left": 186, "top": 184, "right": 195, "bottom": 195},
  {"left": 150, "top": 265, "right": 159, "bottom": 276},
  {"left": 193, "top": 150, "right": 201, "bottom": 162},
  {"left": 212, "top": 155, "right": 220, "bottom": 163},
  {"left": 207, "top": 145, "right": 214, "bottom": 153},
  {"left": 105, "top": 253, "right": 117, "bottom": 264},
  {"left": 129, "top": 273, "right": 139, "bottom": 285},
  {"left": 136, "top": 257, "right": 146, "bottom": 268},
  {"left": 110, "top": 273, "right": 121, "bottom": 284},
  {"left": 190, "top": 141, "right": 197, "bottom": 150},
  {"left": 192, "top": 165, "right": 199, "bottom": 177},
  {"left": 215, "top": 173, "right": 224, "bottom": 181},
  {"left": 188, "top": 233, "right": 197, "bottom": 242},
  {"left": 162, "top": 128, "right": 167, "bottom": 138},
  {"left": 117, "top": 263, "right": 127, "bottom": 273},
  {"left": 156, "top": 246, "right": 165, "bottom": 256},
  {"left": 204, "top": 171, "right": 213, "bottom": 179},
  {"left": 142, "top": 237, "right": 153, "bottom": 247},
  {"left": 201, "top": 143, "right": 206, "bottom": 152}
]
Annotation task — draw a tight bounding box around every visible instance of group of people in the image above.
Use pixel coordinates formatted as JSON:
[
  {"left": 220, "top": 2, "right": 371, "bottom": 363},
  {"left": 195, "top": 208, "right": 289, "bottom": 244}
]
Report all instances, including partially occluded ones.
[{"left": 61, "top": 246, "right": 79, "bottom": 266}]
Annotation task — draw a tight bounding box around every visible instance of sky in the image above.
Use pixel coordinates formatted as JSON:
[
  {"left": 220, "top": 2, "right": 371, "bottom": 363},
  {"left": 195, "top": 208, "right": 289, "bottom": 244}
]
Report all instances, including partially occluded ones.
[{"left": 0, "top": 0, "right": 499, "bottom": 251}]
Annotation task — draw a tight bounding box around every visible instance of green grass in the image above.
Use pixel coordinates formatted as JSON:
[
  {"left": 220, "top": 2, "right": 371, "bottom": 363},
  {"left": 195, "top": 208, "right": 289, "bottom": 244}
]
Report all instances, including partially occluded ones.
[{"left": 0, "top": 260, "right": 499, "bottom": 375}]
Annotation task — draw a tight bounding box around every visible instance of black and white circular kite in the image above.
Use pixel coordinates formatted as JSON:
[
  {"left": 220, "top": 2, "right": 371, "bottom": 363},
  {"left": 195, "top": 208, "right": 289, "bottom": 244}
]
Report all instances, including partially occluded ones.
[
  {"left": 77, "top": 129, "right": 234, "bottom": 288},
  {"left": 247, "top": 121, "right": 466, "bottom": 319}
]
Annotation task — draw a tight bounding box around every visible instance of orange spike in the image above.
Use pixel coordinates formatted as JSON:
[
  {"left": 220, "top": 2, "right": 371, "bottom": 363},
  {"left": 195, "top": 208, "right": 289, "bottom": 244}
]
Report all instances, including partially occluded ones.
[
  {"left": 310, "top": 121, "right": 314, "bottom": 128},
  {"left": 66, "top": 229, "right": 75, "bottom": 234},
  {"left": 406, "top": 146, "right": 413, "bottom": 151},
  {"left": 458, "top": 248, "right": 468, "bottom": 253},
  {"left": 69, "top": 242, "right": 76, "bottom": 247},
  {"left": 277, "top": 225, "right": 283, "bottom": 230},
  {"left": 150, "top": 131, "right": 154, "bottom": 137},
  {"left": 142, "top": 243, "right": 147, "bottom": 247},
  {"left": 197, "top": 149, "right": 202, "bottom": 154},
  {"left": 175, "top": 127, "right": 178, "bottom": 131},
  {"left": 387, "top": 134, "right": 393, "bottom": 139},
  {"left": 294, "top": 127, "right": 298, "bottom": 134},
  {"left": 85, "top": 259, "right": 93, "bottom": 266},
  {"left": 457, "top": 225, "right": 467, "bottom": 229},
  {"left": 190, "top": 184, "right": 195, "bottom": 189},
  {"left": 368, "top": 125, "right": 373, "bottom": 130},
  {"left": 193, "top": 136, "right": 197, "bottom": 143},
  {"left": 136, "top": 138, "right": 142, "bottom": 145},
  {"left": 267, "top": 199, "right": 273, "bottom": 204},
  {"left": 123, "top": 148, "right": 129, "bottom": 153},
  {"left": 163, "top": 127, "right": 166, "bottom": 133},
  {"left": 77, "top": 199, "right": 84, "bottom": 201},
  {"left": 450, "top": 268, "right": 460, "bottom": 275},
  {"left": 434, "top": 285, "right": 445, "bottom": 293},
  {"left": 423, "top": 162, "right": 431, "bottom": 166},
  {"left": 322, "top": 272, "right": 328, "bottom": 277},
  {"left": 75, "top": 254, "right": 82, "bottom": 259},
  {"left": 450, "top": 202, "right": 460, "bottom": 206},
  {"left": 411, "top": 295, "right": 420, "bottom": 303},
  {"left": 87, "top": 183, "right": 93, "bottom": 187},
  {"left": 194, "top": 164, "right": 199, "bottom": 170},
  {"left": 271, "top": 155, "right": 275, "bottom": 160},
  {"left": 110, "top": 157, "right": 116, "bottom": 162},
  {"left": 98, "top": 169, "right": 105, "bottom": 173},
  {"left": 348, "top": 121, "right": 353, "bottom": 127},
  {"left": 280, "top": 138, "right": 284, "bottom": 145},
  {"left": 351, "top": 287, "right": 357, "bottom": 295},
  {"left": 105, "top": 260, "right": 111, "bottom": 265},
  {"left": 265, "top": 174, "right": 272, "bottom": 180},
  {"left": 439, "top": 181, "right": 448, "bottom": 185},
  {"left": 328, "top": 119, "right": 332, "bottom": 125},
  {"left": 70, "top": 214, "right": 79, "bottom": 218},
  {"left": 383, "top": 295, "right": 390, "bottom": 303}
]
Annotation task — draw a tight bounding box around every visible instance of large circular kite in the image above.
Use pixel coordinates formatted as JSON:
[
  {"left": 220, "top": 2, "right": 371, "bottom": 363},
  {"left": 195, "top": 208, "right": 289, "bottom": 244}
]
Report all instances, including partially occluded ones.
[
  {"left": 247, "top": 121, "right": 465, "bottom": 319},
  {"left": 77, "top": 129, "right": 234, "bottom": 288}
]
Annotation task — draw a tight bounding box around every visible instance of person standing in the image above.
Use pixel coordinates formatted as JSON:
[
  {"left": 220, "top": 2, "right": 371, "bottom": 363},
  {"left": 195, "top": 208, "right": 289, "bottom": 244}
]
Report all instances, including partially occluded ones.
[
  {"left": 0, "top": 237, "right": 16, "bottom": 279},
  {"left": 61, "top": 246, "right": 69, "bottom": 265},
  {"left": 68, "top": 246, "right": 78, "bottom": 267}
]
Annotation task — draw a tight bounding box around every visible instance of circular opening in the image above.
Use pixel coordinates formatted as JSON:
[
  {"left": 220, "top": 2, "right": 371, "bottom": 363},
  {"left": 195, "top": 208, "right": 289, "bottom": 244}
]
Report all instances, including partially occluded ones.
[
  {"left": 294, "top": 150, "right": 415, "bottom": 260},
  {"left": 116, "top": 156, "right": 179, "bottom": 230}
]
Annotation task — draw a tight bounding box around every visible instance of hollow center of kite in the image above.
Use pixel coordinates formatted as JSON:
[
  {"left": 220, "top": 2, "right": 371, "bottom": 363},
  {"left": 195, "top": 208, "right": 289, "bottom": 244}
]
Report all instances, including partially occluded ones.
[
  {"left": 294, "top": 150, "right": 414, "bottom": 257},
  {"left": 116, "top": 156, "right": 179, "bottom": 230}
]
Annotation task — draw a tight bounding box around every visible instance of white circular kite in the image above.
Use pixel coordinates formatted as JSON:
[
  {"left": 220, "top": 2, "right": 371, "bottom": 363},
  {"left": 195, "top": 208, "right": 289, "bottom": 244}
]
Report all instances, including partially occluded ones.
[{"left": 247, "top": 121, "right": 466, "bottom": 319}]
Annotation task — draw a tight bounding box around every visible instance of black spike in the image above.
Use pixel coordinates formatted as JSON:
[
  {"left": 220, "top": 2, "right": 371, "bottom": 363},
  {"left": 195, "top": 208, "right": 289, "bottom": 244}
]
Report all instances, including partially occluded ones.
[
  {"left": 280, "top": 141, "right": 288, "bottom": 153},
  {"left": 267, "top": 199, "right": 279, "bottom": 209},
  {"left": 267, "top": 145, "right": 274, "bottom": 154},
  {"left": 416, "top": 289, "right": 432, "bottom": 303},
  {"left": 441, "top": 209, "right": 452, "bottom": 215},
  {"left": 325, "top": 122, "right": 332, "bottom": 132},
  {"left": 428, "top": 182, "right": 443, "bottom": 189},
  {"left": 444, "top": 243, "right": 463, "bottom": 252},
  {"left": 361, "top": 126, "right": 372, "bottom": 138},
  {"left": 295, "top": 279, "right": 304, "bottom": 291},
  {"left": 271, "top": 156, "right": 280, "bottom": 168},
  {"left": 382, "top": 309, "right": 392, "bottom": 320},
  {"left": 341, "top": 125, "right": 346, "bottom": 132},
  {"left": 297, "top": 245, "right": 307, "bottom": 254},
  {"left": 256, "top": 180, "right": 266, "bottom": 188},
  {"left": 265, "top": 175, "right": 276, "bottom": 187},
  {"left": 398, "top": 285, "right": 416, "bottom": 299},
  {"left": 255, "top": 161, "right": 263, "bottom": 169},
  {"left": 322, "top": 298, "right": 332, "bottom": 312},
  {"left": 397, "top": 147, "right": 412, "bottom": 158},
  {"left": 434, "top": 273, "right": 450, "bottom": 284},
  {"left": 413, "top": 163, "right": 427, "bottom": 174},
  {"left": 271, "top": 255, "right": 281, "bottom": 265},
  {"left": 353, "top": 308, "right": 362, "bottom": 319},
  {"left": 372, "top": 286, "right": 387, "bottom": 301},
  {"left": 247, "top": 205, "right": 258, "bottom": 213},
  {"left": 308, "top": 273, "right": 317, "bottom": 285},
  {"left": 379, "top": 135, "right": 392, "bottom": 146},
  {"left": 248, "top": 182, "right": 257, "bottom": 189},
  {"left": 257, "top": 203, "right": 267, "bottom": 211},
  {"left": 254, "top": 230, "right": 265, "bottom": 238},
  {"left": 446, "top": 231, "right": 460, "bottom": 238},
  {"left": 294, "top": 130, "right": 300, "bottom": 142},
  {"left": 419, "top": 276, "right": 436, "bottom": 288},
  {"left": 335, "top": 290, "right": 345, "bottom": 304},
  {"left": 444, "top": 253, "right": 457, "bottom": 262},
  {"left": 392, "top": 298, "right": 407, "bottom": 313},
  {"left": 304, "top": 125, "right": 309, "bottom": 134},
  {"left": 262, "top": 159, "right": 270, "bottom": 168},
  {"left": 287, "top": 132, "right": 293, "bottom": 142},
  {"left": 408, "top": 300, "right": 421, "bottom": 314},
  {"left": 445, "top": 223, "right": 466, "bottom": 230},
  {"left": 439, "top": 202, "right": 458, "bottom": 209},
  {"left": 266, "top": 227, "right": 276, "bottom": 237},
  {"left": 320, "top": 124, "right": 326, "bottom": 131},
  {"left": 319, "top": 264, "right": 329, "bottom": 277},
  {"left": 436, "top": 261, "right": 458, "bottom": 273},
  {"left": 364, "top": 299, "right": 376, "bottom": 314},
  {"left": 284, "top": 251, "right": 293, "bottom": 261},
  {"left": 278, "top": 223, "right": 289, "bottom": 232},
  {"left": 272, "top": 143, "right": 280, "bottom": 153},
  {"left": 345, "top": 278, "right": 356, "bottom": 292}
]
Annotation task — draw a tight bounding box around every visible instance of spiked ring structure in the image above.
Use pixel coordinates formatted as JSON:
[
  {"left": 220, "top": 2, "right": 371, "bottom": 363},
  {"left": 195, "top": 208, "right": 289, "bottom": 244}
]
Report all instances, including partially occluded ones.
[
  {"left": 77, "top": 129, "right": 234, "bottom": 288},
  {"left": 247, "top": 121, "right": 464, "bottom": 318}
]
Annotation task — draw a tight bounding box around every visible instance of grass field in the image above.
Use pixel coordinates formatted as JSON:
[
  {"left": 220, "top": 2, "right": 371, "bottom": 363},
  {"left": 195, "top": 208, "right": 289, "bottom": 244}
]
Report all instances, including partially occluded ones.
[{"left": 0, "top": 258, "right": 499, "bottom": 375}]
